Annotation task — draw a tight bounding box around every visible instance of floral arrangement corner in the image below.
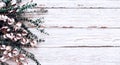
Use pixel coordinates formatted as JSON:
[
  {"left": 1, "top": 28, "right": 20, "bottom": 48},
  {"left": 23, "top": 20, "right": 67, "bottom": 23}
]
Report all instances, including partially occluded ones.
[{"left": 0, "top": 0, "right": 47, "bottom": 65}]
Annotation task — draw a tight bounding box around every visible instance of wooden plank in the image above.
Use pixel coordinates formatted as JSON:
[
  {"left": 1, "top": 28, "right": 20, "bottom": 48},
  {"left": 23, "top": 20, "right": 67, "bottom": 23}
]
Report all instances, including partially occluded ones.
[
  {"left": 22, "top": 0, "right": 120, "bottom": 8},
  {"left": 24, "top": 48, "right": 120, "bottom": 65},
  {"left": 18, "top": 0, "right": 120, "bottom": 9},
  {"left": 28, "top": 28, "right": 120, "bottom": 47},
  {"left": 42, "top": 9, "right": 120, "bottom": 28},
  {"left": 24, "top": 9, "right": 120, "bottom": 28}
]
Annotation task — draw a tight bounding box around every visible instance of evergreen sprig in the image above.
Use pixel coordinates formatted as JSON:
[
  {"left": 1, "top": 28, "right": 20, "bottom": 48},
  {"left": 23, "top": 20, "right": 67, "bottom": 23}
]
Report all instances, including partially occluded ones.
[{"left": 18, "top": 3, "right": 37, "bottom": 13}]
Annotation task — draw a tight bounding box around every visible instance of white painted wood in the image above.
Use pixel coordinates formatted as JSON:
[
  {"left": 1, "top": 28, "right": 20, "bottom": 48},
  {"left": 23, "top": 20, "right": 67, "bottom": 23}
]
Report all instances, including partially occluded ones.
[
  {"left": 15, "top": 0, "right": 120, "bottom": 65},
  {"left": 28, "top": 28, "right": 120, "bottom": 47},
  {"left": 24, "top": 48, "right": 120, "bottom": 65},
  {"left": 22, "top": 0, "right": 120, "bottom": 8},
  {"left": 25, "top": 9, "right": 120, "bottom": 28},
  {"left": 43, "top": 9, "right": 120, "bottom": 28}
]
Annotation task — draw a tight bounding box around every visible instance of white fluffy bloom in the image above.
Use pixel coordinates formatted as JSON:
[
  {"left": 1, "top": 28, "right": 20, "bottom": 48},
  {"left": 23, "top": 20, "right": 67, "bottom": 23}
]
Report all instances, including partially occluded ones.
[
  {"left": 0, "top": 2, "right": 6, "bottom": 8},
  {"left": 22, "top": 29, "right": 28, "bottom": 36},
  {"left": 16, "top": 33, "right": 22, "bottom": 40},
  {"left": 3, "top": 51, "right": 8, "bottom": 55},
  {"left": 0, "top": 15, "right": 7, "bottom": 21},
  {"left": 1, "top": 45, "right": 6, "bottom": 50},
  {"left": 12, "top": 48, "right": 19, "bottom": 56},
  {"left": 14, "top": 22, "right": 22, "bottom": 30},
  {"left": 8, "top": 53, "right": 13, "bottom": 57},
  {"left": 6, "top": 46, "right": 12, "bottom": 51},
  {"left": 11, "top": 0, "right": 17, "bottom": 5},
  {"left": 21, "top": 38, "right": 29, "bottom": 45},
  {"left": 30, "top": 40, "right": 37, "bottom": 47},
  {"left": 7, "top": 18, "right": 15, "bottom": 25},
  {"left": 5, "top": 33, "right": 15, "bottom": 40},
  {"left": 1, "top": 26, "right": 10, "bottom": 32},
  {"left": 19, "top": 54, "right": 26, "bottom": 60},
  {"left": 16, "top": 22, "right": 22, "bottom": 27},
  {"left": 0, "top": 56, "right": 7, "bottom": 62}
]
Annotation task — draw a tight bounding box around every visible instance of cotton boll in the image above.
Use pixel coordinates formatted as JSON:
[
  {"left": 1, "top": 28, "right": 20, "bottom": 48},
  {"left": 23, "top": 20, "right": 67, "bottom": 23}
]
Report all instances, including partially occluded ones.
[
  {"left": 22, "top": 29, "right": 28, "bottom": 36},
  {"left": 16, "top": 22, "right": 22, "bottom": 27},
  {"left": 3, "top": 51, "right": 8, "bottom": 55},
  {"left": 13, "top": 37, "right": 18, "bottom": 41},
  {"left": 6, "top": 46, "right": 12, "bottom": 51},
  {"left": 19, "top": 54, "right": 26, "bottom": 61},
  {"left": 11, "top": 0, "right": 17, "bottom": 5},
  {"left": 0, "top": 15, "right": 6, "bottom": 21},
  {"left": 0, "top": 56, "right": 7, "bottom": 62},
  {"left": 1, "top": 26, "right": 10, "bottom": 32},
  {"left": 0, "top": 2, "right": 6, "bottom": 8},
  {"left": 1, "top": 45, "right": 6, "bottom": 50},
  {"left": 6, "top": 33, "right": 15, "bottom": 39},
  {"left": 30, "top": 40, "right": 37, "bottom": 47},
  {"left": 7, "top": 18, "right": 15, "bottom": 25},
  {"left": 3, "top": 35, "right": 7, "bottom": 39},
  {"left": 21, "top": 38, "right": 29, "bottom": 45},
  {"left": 8, "top": 53, "right": 12, "bottom": 57},
  {"left": 14, "top": 22, "right": 22, "bottom": 30},
  {"left": 12, "top": 48, "right": 19, "bottom": 56},
  {"left": 4, "top": 15, "right": 8, "bottom": 21},
  {"left": 16, "top": 33, "right": 22, "bottom": 40}
]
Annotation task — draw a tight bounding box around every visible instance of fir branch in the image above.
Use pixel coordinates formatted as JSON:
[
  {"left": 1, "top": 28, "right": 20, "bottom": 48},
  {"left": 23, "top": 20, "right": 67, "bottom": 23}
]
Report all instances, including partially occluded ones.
[
  {"left": 0, "top": 6, "right": 14, "bottom": 13},
  {"left": 17, "top": 3, "right": 37, "bottom": 13},
  {"left": 20, "top": 48, "right": 41, "bottom": 65}
]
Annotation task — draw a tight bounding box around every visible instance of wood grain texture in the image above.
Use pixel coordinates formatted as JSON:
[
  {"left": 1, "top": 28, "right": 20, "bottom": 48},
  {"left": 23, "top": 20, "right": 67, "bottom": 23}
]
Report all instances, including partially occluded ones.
[
  {"left": 24, "top": 48, "right": 120, "bottom": 65},
  {"left": 24, "top": 0, "right": 120, "bottom": 8},
  {"left": 30, "top": 28, "right": 120, "bottom": 47},
  {"left": 18, "top": 0, "right": 120, "bottom": 65}
]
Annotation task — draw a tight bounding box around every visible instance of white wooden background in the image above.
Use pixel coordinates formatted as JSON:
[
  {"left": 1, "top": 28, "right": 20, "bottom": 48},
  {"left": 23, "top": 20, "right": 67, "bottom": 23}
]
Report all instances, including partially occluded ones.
[{"left": 21, "top": 0, "right": 120, "bottom": 65}]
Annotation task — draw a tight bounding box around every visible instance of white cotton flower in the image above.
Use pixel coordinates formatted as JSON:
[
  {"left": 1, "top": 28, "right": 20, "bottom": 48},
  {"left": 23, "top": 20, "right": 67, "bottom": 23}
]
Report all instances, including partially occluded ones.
[
  {"left": 7, "top": 18, "right": 15, "bottom": 25},
  {"left": 1, "top": 45, "right": 6, "bottom": 50},
  {"left": 16, "top": 33, "right": 22, "bottom": 40},
  {"left": 6, "top": 33, "right": 15, "bottom": 39},
  {"left": 22, "top": 29, "right": 28, "bottom": 36},
  {"left": 0, "top": 56, "right": 7, "bottom": 62},
  {"left": 16, "top": 22, "right": 22, "bottom": 27},
  {"left": 1, "top": 26, "right": 10, "bottom": 32},
  {"left": 3, "top": 51, "right": 8, "bottom": 55},
  {"left": 14, "top": 22, "right": 22, "bottom": 30},
  {"left": 4, "top": 15, "right": 8, "bottom": 20},
  {"left": 3, "top": 35, "right": 7, "bottom": 39},
  {"left": 8, "top": 53, "right": 12, "bottom": 57},
  {"left": 13, "top": 37, "right": 18, "bottom": 41},
  {"left": 21, "top": 38, "right": 29, "bottom": 45},
  {"left": 19, "top": 54, "right": 26, "bottom": 60},
  {"left": 30, "top": 40, "right": 37, "bottom": 47},
  {"left": 6, "top": 46, "right": 12, "bottom": 51},
  {"left": 12, "top": 48, "right": 19, "bottom": 55},
  {"left": 0, "top": 2, "right": 6, "bottom": 8},
  {"left": 0, "top": 15, "right": 6, "bottom": 21},
  {"left": 11, "top": 0, "right": 17, "bottom": 5}
]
